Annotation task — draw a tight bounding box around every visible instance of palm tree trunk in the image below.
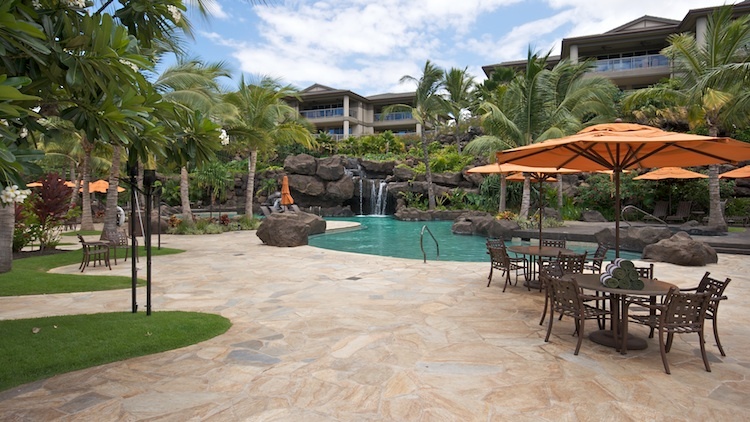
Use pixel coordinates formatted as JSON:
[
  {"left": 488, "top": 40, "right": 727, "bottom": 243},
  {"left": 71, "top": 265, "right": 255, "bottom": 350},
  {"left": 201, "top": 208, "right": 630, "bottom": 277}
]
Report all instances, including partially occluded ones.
[
  {"left": 421, "top": 131, "right": 436, "bottom": 209},
  {"left": 707, "top": 164, "right": 727, "bottom": 230},
  {"left": 180, "top": 166, "right": 193, "bottom": 222},
  {"left": 557, "top": 178, "right": 563, "bottom": 209},
  {"left": 498, "top": 174, "right": 507, "bottom": 213},
  {"left": 80, "top": 137, "right": 95, "bottom": 231},
  {"left": 0, "top": 204, "right": 13, "bottom": 273},
  {"left": 707, "top": 127, "right": 727, "bottom": 230},
  {"left": 245, "top": 148, "right": 258, "bottom": 216},
  {"left": 519, "top": 175, "right": 531, "bottom": 219},
  {"left": 68, "top": 161, "right": 78, "bottom": 208},
  {"left": 101, "top": 145, "right": 122, "bottom": 239}
]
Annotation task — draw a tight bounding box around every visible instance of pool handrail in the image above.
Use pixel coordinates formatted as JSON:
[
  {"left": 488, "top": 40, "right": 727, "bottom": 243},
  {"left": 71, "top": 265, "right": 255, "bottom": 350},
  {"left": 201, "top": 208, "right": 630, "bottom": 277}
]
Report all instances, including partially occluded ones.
[{"left": 420, "top": 225, "right": 440, "bottom": 263}]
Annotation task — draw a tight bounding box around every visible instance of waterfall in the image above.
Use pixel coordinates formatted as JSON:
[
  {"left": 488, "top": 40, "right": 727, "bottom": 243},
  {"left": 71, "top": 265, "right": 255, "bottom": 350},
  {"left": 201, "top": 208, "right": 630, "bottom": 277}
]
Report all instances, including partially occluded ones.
[
  {"left": 370, "top": 180, "right": 387, "bottom": 215},
  {"left": 358, "top": 177, "right": 364, "bottom": 215}
]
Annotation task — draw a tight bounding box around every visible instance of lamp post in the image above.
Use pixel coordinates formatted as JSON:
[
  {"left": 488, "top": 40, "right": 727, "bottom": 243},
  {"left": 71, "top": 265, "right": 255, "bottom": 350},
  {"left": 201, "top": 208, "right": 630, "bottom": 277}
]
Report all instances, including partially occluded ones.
[
  {"left": 128, "top": 164, "right": 138, "bottom": 313},
  {"left": 143, "top": 169, "right": 156, "bottom": 316}
]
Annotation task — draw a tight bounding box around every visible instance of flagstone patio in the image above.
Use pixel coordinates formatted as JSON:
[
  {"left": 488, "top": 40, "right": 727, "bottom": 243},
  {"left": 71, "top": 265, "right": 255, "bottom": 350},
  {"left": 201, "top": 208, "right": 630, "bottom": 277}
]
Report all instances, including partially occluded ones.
[{"left": 0, "top": 226, "right": 748, "bottom": 420}]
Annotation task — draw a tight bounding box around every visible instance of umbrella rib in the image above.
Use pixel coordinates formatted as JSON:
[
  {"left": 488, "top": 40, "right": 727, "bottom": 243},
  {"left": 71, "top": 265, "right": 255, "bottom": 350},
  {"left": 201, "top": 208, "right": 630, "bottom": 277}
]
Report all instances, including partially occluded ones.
[
  {"left": 670, "top": 143, "right": 743, "bottom": 164},
  {"left": 562, "top": 143, "right": 614, "bottom": 169}
]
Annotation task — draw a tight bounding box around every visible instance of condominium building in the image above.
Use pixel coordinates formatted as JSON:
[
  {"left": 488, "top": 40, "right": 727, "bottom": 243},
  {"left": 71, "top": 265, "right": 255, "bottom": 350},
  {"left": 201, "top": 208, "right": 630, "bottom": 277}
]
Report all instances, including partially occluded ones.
[
  {"left": 482, "top": 1, "right": 750, "bottom": 90},
  {"left": 285, "top": 84, "right": 419, "bottom": 140}
]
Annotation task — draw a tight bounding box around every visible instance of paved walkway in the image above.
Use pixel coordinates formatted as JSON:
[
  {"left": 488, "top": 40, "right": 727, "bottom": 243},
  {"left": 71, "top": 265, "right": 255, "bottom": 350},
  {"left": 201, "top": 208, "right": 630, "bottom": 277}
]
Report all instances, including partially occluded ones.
[{"left": 1, "top": 226, "right": 749, "bottom": 420}]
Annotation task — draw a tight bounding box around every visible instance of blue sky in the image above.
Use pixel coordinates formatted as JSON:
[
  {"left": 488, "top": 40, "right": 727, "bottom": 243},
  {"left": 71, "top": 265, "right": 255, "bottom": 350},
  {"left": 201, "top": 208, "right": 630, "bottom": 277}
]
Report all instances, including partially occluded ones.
[{"left": 178, "top": 0, "right": 736, "bottom": 96}]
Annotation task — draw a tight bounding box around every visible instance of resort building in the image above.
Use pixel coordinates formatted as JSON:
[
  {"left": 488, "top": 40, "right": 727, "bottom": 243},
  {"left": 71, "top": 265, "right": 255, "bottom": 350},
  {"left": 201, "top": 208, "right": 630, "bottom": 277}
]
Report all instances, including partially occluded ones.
[
  {"left": 285, "top": 84, "right": 419, "bottom": 140},
  {"left": 482, "top": 1, "right": 750, "bottom": 90}
]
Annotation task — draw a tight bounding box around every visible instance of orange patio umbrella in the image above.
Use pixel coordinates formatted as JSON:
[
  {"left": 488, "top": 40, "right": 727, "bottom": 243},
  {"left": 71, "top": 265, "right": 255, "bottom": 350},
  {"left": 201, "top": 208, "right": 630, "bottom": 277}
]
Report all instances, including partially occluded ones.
[
  {"left": 719, "top": 165, "right": 750, "bottom": 179},
  {"left": 633, "top": 167, "right": 707, "bottom": 180},
  {"left": 280, "top": 175, "right": 294, "bottom": 206},
  {"left": 495, "top": 122, "right": 750, "bottom": 256},
  {"left": 82, "top": 179, "right": 125, "bottom": 193},
  {"left": 506, "top": 172, "right": 558, "bottom": 183},
  {"left": 469, "top": 164, "right": 581, "bottom": 246}
]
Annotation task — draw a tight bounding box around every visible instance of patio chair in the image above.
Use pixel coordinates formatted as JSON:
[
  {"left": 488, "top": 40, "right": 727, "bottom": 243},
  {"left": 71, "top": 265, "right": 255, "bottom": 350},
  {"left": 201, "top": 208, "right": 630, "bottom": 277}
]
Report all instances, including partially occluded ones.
[
  {"left": 103, "top": 229, "right": 137, "bottom": 265},
  {"left": 77, "top": 234, "right": 111, "bottom": 272},
  {"left": 487, "top": 244, "right": 528, "bottom": 292},
  {"left": 583, "top": 243, "right": 609, "bottom": 273},
  {"left": 541, "top": 239, "right": 566, "bottom": 248},
  {"left": 644, "top": 201, "right": 668, "bottom": 222},
  {"left": 539, "top": 239, "right": 567, "bottom": 266},
  {"left": 556, "top": 251, "right": 587, "bottom": 275},
  {"left": 544, "top": 275, "right": 612, "bottom": 355},
  {"left": 538, "top": 261, "right": 563, "bottom": 326},
  {"left": 665, "top": 201, "right": 692, "bottom": 223},
  {"left": 682, "top": 272, "right": 731, "bottom": 356},
  {"left": 625, "top": 288, "right": 712, "bottom": 374}
]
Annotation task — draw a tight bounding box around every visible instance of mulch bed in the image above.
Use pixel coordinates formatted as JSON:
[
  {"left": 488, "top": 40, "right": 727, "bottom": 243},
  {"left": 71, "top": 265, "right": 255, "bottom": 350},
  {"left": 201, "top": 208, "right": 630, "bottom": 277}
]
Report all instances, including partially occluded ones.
[{"left": 13, "top": 249, "right": 70, "bottom": 260}]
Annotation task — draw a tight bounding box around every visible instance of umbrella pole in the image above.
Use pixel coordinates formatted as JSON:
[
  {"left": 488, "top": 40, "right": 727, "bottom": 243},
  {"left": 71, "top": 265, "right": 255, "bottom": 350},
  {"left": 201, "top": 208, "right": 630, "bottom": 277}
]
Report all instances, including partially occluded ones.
[
  {"left": 538, "top": 177, "right": 543, "bottom": 248},
  {"left": 614, "top": 169, "right": 621, "bottom": 258}
]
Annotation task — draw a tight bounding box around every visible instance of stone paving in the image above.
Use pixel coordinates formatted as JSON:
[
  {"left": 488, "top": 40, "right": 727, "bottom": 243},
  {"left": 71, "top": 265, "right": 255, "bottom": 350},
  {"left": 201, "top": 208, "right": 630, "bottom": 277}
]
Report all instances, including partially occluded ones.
[{"left": 0, "top": 225, "right": 749, "bottom": 420}]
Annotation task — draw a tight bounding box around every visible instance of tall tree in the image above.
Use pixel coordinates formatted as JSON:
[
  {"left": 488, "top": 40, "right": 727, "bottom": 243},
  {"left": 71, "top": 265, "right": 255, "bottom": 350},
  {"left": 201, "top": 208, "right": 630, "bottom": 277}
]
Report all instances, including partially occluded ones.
[
  {"left": 441, "top": 67, "right": 476, "bottom": 152},
  {"left": 155, "top": 58, "right": 231, "bottom": 222},
  {"left": 389, "top": 61, "right": 445, "bottom": 209},
  {"left": 624, "top": 6, "right": 750, "bottom": 230},
  {"left": 223, "top": 77, "right": 315, "bottom": 215},
  {"left": 478, "top": 51, "right": 617, "bottom": 218}
]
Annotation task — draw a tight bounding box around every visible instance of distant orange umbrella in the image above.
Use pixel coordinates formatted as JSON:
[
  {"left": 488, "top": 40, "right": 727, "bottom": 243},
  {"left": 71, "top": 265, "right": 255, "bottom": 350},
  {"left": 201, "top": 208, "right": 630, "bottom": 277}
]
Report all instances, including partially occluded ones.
[
  {"left": 719, "top": 165, "right": 750, "bottom": 179},
  {"left": 26, "top": 182, "right": 43, "bottom": 187},
  {"left": 633, "top": 167, "right": 707, "bottom": 180},
  {"left": 280, "top": 176, "right": 294, "bottom": 206},
  {"left": 506, "top": 172, "right": 558, "bottom": 183},
  {"left": 82, "top": 179, "right": 125, "bottom": 193}
]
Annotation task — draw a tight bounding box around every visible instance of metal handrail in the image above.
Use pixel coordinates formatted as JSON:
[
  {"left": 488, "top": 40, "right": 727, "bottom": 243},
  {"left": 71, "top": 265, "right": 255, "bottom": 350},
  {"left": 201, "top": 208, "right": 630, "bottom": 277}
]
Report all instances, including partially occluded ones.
[
  {"left": 621, "top": 205, "right": 668, "bottom": 227},
  {"left": 420, "top": 225, "right": 439, "bottom": 263}
]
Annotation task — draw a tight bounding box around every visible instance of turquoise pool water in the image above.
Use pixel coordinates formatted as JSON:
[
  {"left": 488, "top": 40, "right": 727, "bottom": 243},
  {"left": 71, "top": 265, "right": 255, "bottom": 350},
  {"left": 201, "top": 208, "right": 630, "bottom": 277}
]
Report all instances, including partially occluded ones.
[{"left": 309, "top": 216, "right": 641, "bottom": 262}]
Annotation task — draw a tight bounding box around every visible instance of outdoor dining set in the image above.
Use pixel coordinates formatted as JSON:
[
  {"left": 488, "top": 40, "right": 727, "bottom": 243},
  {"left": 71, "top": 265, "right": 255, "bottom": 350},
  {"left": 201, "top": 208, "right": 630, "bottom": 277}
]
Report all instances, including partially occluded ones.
[
  {"left": 486, "top": 238, "right": 731, "bottom": 375},
  {"left": 76, "top": 229, "right": 136, "bottom": 273}
]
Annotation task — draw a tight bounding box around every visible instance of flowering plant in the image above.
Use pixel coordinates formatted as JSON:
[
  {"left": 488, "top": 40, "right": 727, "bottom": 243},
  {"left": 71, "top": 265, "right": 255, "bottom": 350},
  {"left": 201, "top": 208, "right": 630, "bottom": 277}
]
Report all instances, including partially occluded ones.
[
  {"left": 219, "top": 129, "right": 229, "bottom": 146},
  {"left": 1, "top": 185, "right": 31, "bottom": 206}
]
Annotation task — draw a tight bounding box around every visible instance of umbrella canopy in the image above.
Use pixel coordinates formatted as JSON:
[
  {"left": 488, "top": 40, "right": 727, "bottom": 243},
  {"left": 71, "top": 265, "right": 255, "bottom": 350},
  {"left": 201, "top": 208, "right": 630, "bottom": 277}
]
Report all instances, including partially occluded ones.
[
  {"left": 495, "top": 122, "right": 750, "bottom": 256},
  {"left": 633, "top": 167, "right": 708, "bottom": 180},
  {"left": 719, "top": 165, "right": 750, "bottom": 179},
  {"left": 27, "top": 180, "right": 77, "bottom": 188},
  {"left": 468, "top": 163, "right": 582, "bottom": 245},
  {"left": 280, "top": 175, "right": 294, "bottom": 206},
  {"left": 506, "top": 172, "right": 558, "bottom": 183},
  {"left": 82, "top": 180, "right": 125, "bottom": 193}
]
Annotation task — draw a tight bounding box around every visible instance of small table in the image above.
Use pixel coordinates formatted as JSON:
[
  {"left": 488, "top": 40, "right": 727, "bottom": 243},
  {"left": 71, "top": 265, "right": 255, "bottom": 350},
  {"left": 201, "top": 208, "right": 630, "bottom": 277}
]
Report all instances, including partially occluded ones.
[
  {"left": 566, "top": 273, "right": 677, "bottom": 353},
  {"left": 508, "top": 245, "right": 574, "bottom": 290}
]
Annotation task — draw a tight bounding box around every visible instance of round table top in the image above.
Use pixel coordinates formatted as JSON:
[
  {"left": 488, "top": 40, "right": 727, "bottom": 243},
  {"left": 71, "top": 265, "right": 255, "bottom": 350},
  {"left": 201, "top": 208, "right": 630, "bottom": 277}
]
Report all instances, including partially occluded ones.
[
  {"left": 565, "top": 273, "right": 677, "bottom": 296},
  {"left": 507, "top": 245, "right": 575, "bottom": 257}
]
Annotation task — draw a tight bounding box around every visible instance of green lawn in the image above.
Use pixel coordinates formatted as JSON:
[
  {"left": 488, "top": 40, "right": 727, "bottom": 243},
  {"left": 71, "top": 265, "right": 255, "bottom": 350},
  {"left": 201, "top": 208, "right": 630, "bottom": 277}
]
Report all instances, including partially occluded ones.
[
  {"left": 0, "top": 311, "right": 231, "bottom": 392},
  {"left": 0, "top": 247, "right": 183, "bottom": 296}
]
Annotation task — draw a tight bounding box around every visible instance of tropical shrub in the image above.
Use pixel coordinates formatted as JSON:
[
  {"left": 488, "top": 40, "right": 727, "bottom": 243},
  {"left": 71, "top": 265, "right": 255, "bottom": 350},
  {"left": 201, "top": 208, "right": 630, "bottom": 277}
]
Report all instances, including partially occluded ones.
[{"left": 14, "top": 173, "right": 74, "bottom": 251}]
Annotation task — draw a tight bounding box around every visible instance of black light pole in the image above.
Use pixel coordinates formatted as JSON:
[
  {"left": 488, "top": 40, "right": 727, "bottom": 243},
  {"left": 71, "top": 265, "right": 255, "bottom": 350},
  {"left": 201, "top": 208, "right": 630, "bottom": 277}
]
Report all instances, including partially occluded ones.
[
  {"left": 128, "top": 164, "right": 138, "bottom": 313},
  {"left": 143, "top": 169, "right": 156, "bottom": 316}
]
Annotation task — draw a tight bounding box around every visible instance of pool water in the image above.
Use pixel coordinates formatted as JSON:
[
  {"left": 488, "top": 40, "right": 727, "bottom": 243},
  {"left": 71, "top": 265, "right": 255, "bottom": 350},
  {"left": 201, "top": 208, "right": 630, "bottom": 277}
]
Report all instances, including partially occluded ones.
[{"left": 309, "top": 216, "right": 641, "bottom": 262}]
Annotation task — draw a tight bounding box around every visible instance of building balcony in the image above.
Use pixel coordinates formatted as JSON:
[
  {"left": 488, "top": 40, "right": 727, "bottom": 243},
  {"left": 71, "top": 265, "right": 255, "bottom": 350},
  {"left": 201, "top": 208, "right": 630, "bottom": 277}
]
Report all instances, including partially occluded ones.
[
  {"left": 301, "top": 108, "right": 358, "bottom": 120},
  {"left": 374, "top": 112, "right": 413, "bottom": 121},
  {"left": 590, "top": 54, "right": 669, "bottom": 73}
]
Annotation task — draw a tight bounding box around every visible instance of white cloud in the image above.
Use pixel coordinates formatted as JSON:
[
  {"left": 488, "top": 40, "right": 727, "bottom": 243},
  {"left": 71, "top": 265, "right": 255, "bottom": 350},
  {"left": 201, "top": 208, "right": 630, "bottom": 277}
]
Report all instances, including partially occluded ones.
[
  {"left": 195, "top": 0, "right": 743, "bottom": 95},
  {"left": 204, "top": 1, "right": 228, "bottom": 20}
]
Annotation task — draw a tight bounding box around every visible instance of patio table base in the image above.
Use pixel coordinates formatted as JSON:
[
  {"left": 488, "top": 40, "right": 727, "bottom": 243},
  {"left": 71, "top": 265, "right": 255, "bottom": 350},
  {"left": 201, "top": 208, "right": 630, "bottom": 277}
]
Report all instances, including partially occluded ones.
[{"left": 589, "top": 330, "right": 647, "bottom": 350}]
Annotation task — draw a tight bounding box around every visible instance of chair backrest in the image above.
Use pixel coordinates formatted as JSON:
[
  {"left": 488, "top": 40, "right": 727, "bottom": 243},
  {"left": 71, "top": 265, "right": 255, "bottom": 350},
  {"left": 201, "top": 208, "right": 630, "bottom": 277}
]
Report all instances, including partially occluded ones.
[
  {"left": 104, "top": 229, "right": 128, "bottom": 246},
  {"left": 488, "top": 246, "right": 510, "bottom": 268},
  {"left": 485, "top": 237, "right": 504, "bottom": 249},
  {"left": 549, "top": 275, "right": 583, "bottom": 311},
  {"left": 542, "top": 239, "right": 566, "bottom": 248},
  {"left": 674, "top": 201, "right": 692, "bottom": 217},
  {"left": 652, "top": 201, "right": 669, "bottom": 218},
  {"left": 591, "top": 243, "right": 609, "bottom": 260},
  {"left": 77, "top": 234, "right": 86, "bottom": 244},
  {"left": 557, "top": 252, "right": 587, "bottom": 274},
  {"left": 634, "top": 263, "right": 654, "bottom": 279},
  {"left": 695, "top": 272, "right": 731, "bottom": 314},
  {"left": 660, "top": 288, "right": 711, "bottom": 332}
]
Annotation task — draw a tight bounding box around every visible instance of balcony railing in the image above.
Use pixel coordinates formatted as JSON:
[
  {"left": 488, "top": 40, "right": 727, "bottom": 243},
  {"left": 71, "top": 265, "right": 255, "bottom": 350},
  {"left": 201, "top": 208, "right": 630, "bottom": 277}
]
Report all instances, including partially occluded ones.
[
  {"left": 590, "top": 54, "right": 669, "bottom": 73},
  {"left": 374, "top": 111, "right": 413, "bottom": 121}
]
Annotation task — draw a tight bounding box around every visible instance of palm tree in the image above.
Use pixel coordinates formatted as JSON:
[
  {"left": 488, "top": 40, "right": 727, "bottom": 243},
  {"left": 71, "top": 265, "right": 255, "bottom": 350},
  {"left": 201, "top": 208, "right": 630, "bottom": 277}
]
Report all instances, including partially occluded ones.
[
  {"left": 623, "top": 6, "right": 750, "bottom": 230},
  {"left": 223, "top": 77, "right": 315, "bottom": 215},
  {"left": 155, "top": 59, "right": 231, "bottom": 222},
  {"left": 387, "top": 61, "right": 445, "bottom": 209},
  {"left": 478, "top": 51, "right": 618, "bottom": 218},
  {"left": 441, "top": 67, "right": 476, "bottom": 152}
]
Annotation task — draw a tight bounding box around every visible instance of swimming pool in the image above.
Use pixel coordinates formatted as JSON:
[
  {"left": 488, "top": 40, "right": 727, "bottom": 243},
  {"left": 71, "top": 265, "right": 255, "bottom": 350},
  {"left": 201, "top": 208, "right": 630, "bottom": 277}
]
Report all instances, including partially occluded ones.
[{"left": 309, "top": 216, "right": 641, "bottom": 262}]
